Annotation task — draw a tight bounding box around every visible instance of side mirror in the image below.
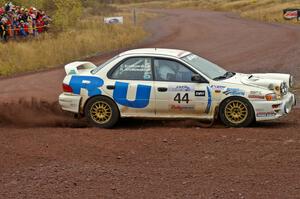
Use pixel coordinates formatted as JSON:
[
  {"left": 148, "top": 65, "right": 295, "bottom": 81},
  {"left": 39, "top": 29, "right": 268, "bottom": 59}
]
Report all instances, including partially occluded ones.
[{"left": 191, "top": 74, "right": 208, "bottom": 83}]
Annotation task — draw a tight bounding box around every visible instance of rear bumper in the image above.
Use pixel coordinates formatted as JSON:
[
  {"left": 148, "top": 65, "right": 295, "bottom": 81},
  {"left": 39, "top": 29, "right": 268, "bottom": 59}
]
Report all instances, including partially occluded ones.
[
  {"left": 252, "top": 92, "right": 296, "bottom": 121},
  {"left": 59, "top": 93, "right": 82, "bottom": 113}
]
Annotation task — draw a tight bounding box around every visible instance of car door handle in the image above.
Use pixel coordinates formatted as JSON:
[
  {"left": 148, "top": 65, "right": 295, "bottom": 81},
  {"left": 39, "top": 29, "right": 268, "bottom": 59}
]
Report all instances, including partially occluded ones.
[
  {"left": 106, "top": 85, "right": 115, "bottom": 90},
  {"left": 158, "top": 87, "right": 168, "bottom": 92}
]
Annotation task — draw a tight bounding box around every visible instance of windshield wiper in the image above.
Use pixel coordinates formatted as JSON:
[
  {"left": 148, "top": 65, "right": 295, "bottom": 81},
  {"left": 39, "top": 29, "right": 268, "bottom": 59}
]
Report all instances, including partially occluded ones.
[{"left": 213, "top": 71, "right": 236, "bottom": 81}]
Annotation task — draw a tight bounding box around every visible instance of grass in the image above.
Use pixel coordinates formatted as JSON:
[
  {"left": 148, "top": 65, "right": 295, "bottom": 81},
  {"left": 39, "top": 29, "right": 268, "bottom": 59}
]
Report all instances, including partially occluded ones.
[
  {"left": 118, "top": 0, "right": 300, "bottom": 24},
  {"left": 0, "top": 12, "right": 150, "bottom": 76}
]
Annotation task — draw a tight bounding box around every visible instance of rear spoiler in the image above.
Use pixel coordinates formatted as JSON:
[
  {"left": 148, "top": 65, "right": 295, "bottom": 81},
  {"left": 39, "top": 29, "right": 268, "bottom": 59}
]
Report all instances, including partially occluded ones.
[{"left": 64, "top": 61, "right": 97, "bottom": 75}]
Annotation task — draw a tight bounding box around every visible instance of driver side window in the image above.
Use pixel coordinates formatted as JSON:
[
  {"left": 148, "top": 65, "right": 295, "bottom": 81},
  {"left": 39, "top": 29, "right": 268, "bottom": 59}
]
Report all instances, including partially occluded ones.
[{"left": 154, "top": 59, "right": 196, "bottom": 82}]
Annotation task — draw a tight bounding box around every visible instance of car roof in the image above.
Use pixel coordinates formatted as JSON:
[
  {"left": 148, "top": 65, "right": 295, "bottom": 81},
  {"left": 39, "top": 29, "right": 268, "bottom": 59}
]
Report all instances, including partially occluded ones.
[{"left": 119, "top": 48, "right": 191, "bottom": 58}]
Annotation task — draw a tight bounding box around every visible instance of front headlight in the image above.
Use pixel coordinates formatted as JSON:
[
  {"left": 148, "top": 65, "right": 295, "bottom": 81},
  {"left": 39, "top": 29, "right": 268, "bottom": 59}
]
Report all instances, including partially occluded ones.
[
  {"left": 265, "top": 93, "right": 277, "bottom": 101},
  {"left": 289, "top": 75, "right": 294, "bottom": 88},
  {"left": 280, "top": 82, "right": 288, "bottom": 95}
]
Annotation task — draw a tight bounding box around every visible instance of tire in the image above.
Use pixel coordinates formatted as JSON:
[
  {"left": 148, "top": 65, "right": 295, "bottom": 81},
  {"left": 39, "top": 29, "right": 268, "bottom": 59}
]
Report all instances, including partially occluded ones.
[
  {"left": 84, "top": 96, "right": 120, "bottom": 128},
  {"left": 219, "top": 97, "right": 254, "bottom": 127}
]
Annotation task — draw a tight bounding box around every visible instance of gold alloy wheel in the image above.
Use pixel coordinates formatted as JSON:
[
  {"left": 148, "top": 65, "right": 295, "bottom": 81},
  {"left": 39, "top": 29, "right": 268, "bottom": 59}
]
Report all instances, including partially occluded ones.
[
  {"left": 224, "top": 100, "right": 248, "bottom": 124},
  {"left": 90, "top": 101, "right": 112, "bottom": 124}
]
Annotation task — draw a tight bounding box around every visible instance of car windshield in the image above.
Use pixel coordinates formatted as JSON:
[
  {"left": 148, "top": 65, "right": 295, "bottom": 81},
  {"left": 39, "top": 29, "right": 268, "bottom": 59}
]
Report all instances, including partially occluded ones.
[
  {"left": 181, "top": 54, "right": 231, "bottom": 80},
  {"left": 91, "top": 55, "right": 119, "bottom": 74}
]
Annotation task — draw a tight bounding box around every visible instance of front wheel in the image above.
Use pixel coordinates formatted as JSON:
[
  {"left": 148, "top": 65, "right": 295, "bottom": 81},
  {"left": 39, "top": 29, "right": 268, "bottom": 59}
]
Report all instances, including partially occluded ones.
[
  {"left": 85, "top": 96, "right": 119, "bottom": 128},
  {"left": 219, "top": 97, "right": 254, "bottom": 127}
]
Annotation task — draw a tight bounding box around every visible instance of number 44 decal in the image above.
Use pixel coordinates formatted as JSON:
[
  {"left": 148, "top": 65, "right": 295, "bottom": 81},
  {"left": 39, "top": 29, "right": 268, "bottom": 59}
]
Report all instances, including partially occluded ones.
[{"left": 174, "top": 93, "right": 190, "bottom": 104}]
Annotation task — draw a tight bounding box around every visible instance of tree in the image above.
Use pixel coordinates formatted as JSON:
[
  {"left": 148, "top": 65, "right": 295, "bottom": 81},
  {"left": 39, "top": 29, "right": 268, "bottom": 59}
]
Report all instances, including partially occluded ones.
[{"left": 52, "top": 0, "right": 83, "bottom": 30}]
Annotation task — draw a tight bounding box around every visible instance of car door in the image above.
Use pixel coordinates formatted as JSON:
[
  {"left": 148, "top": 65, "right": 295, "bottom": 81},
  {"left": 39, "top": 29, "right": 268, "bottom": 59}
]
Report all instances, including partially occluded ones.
[
  {"left": 153, "top": 58, "right": 210, "bottom": 118},
  {"left": 107, "top": 57, "right": 155, "bottom": 117}
]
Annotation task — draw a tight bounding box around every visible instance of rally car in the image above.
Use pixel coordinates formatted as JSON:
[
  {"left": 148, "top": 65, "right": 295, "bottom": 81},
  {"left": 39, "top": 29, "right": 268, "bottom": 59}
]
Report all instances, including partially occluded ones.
[{"left": 59, "top": 48, "right": 296, "bottom": 128}]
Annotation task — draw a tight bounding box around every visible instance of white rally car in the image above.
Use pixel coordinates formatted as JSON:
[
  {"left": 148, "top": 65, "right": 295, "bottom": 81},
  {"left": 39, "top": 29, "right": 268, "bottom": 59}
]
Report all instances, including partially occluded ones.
[{"left": 59, "top": 48, "right": 296, "bottom": 128}]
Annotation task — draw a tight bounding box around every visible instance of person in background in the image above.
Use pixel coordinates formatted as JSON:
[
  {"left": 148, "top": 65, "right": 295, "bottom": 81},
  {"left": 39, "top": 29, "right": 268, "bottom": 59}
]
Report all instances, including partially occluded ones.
[
  {"left": 36, "top": 11, "right": 44, "bottom": 34},
  {"left": 4, "top": 2, "right": 13, "bottom": 12},
  {"left": 12, "top": 15, "right": 18, "bottom": 38},
  {"left": 0, "top": 7, "right": 4, "bottom": 16},
  {"left": 30, "top": 7, "right": 37, "bottom": 36},
  {"left": 19, "top": 20, "right": 27, "bottom": 37},
  {"left": 42, "top": 12, "right": 51, "bottom": 31},
  {"left": 6, "top": 19, "right": 13, "bottom": 38},
  {"left": 22, "top": 8, "right": 29, "bottom": 23},
  {"left": 27, "top": 17, "right": 33, "bottom": 36},
  {"left": 6, "top": 10, "right": 14, "bottom": 38},
  {"left": 0, "top": 17, "right": 8, "bottom": 41}
]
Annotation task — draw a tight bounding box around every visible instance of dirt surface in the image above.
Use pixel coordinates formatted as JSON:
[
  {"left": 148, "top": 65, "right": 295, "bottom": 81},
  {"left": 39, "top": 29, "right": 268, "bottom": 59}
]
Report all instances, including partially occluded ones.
[{"left": 0, "top": 9, "right": 300, "bottom": 198}]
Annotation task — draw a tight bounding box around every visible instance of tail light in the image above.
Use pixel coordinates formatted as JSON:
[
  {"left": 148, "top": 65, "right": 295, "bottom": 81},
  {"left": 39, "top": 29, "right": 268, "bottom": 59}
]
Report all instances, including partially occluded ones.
[{"left": 62, "top": 84, "right": 73, "bottom": 93}]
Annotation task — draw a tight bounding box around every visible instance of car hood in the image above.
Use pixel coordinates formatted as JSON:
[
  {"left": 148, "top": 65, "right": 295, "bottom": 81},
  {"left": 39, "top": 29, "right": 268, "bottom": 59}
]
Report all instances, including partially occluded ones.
[{"left": 222, "top": 73, "right": 290, "bottom": 92}]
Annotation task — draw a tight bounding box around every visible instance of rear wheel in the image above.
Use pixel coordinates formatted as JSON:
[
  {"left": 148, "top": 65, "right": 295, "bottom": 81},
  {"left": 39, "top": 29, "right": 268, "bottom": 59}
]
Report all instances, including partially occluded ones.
[
  {"left": 85, "top": 96, "right": 119, "bottom": 128},
  {"left": 219, "top": 97, "right": 254, "bottom": 127}
]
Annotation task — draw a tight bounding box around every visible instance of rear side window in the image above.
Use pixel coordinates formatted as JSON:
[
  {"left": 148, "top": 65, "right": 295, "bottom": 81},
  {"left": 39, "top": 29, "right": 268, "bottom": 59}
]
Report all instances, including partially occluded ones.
[{"left": 110, "top": 57, "right": 153, "bottom": 81}]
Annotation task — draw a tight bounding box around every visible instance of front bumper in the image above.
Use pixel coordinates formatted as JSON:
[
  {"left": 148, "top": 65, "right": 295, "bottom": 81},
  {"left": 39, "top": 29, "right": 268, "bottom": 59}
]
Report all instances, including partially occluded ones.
[
  {"left": 251, "top": 92, "right": 296, "bottom": 121},
  {"left": 59, "top": 93, "right": 82, "bottom": 113}
]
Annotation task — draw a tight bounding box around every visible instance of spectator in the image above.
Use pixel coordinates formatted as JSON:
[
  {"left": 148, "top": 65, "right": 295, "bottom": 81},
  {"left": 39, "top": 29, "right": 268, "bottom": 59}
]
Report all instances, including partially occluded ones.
[
  {"left": 19, "top": 20, "right": 27, "bottom": 37},
  {"left": 12, "top": 15, "right": 19, "bottom": 38},
  {"left": 0, "top": 17, "right": 8, "bottom": 41},
  {"left": 28, "top": 18, "right": 33, "bottom": 35}
]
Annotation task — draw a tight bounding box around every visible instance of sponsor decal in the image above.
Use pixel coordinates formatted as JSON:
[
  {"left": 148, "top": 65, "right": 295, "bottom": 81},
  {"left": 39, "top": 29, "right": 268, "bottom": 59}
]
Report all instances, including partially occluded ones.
[
  {"left": 174, "top": 93, "right": 190, "bottom": 104},
  {"left": 70, "top": 76, "right": 104, "bottom": 97},
  {"left": 69, "top": 76, "right": 151, "bottom": 108},
  {"left": 248, "top": 95, "right": 265, "bottom": 99},
  {"left": 120, "top": 64, "right": 151, "bottom": 72},
  {"left": 168, "top": 85, "right": 194, "bottom": 92},
  {"left": 195, "top": 90, "right": 206, "bottom": 97},
  {"left": 248, "top": 91, "right": 264, "bottom": 99},
  {"left": 211, "top": 85, "right": 226, "bottom": 90},
  {"left": 223, "top": 88, "right": 245, "bottom": 96},
  {"left": 256, "top": 112, "right": 276, "bottom": 117},
  {"left": 250, "top": 91, "right": 262, "bottom": 95},
  {"left": 211, "top": 85, "right": 226, "bottom": 94},
  {"left": 113, "top": 82, "right": 152, "bottom": 109},
  {"left": 170, "top": 104, "right": 194, "bottom": 111}
]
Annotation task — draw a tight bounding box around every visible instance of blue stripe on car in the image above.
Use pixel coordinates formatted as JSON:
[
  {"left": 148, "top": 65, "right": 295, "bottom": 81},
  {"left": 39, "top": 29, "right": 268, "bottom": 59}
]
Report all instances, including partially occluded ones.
[{"left": 205, "top": 86, "right": 212, "bottom": 113}]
